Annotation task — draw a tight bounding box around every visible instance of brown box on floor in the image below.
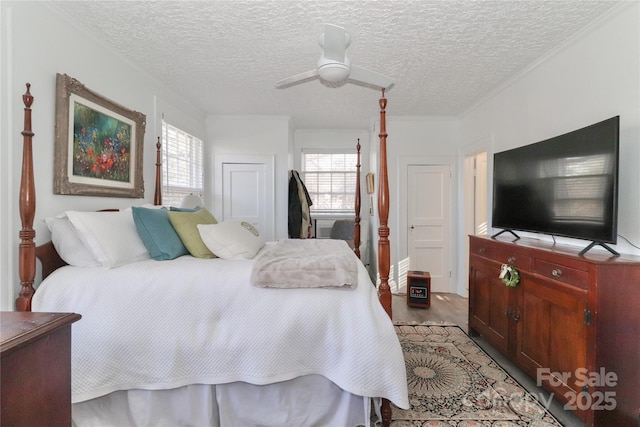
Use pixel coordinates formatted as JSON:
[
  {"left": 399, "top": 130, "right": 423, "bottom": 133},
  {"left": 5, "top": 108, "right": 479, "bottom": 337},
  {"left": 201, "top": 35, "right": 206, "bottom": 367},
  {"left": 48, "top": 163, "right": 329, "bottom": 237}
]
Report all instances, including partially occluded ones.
[{"left": 407, "top": 270, "right": 430, "bottom": 308}]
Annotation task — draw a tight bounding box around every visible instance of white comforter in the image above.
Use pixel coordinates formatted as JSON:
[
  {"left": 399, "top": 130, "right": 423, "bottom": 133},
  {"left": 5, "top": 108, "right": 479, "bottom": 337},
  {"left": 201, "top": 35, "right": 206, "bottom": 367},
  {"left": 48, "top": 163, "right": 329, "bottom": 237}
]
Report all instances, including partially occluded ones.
[{"left": 32, "top": 243, "right": 409, "bottom": 410}]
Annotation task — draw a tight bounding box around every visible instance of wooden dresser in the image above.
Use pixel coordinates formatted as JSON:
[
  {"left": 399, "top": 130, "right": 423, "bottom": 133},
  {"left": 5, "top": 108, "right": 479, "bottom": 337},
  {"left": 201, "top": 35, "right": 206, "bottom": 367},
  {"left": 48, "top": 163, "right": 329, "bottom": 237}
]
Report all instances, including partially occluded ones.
[
  {"left": 1, "top": 311, "right": 81, "bottom": 427},
  {"left": 468, "top": 235, "right": 640, "bottom": 427}
]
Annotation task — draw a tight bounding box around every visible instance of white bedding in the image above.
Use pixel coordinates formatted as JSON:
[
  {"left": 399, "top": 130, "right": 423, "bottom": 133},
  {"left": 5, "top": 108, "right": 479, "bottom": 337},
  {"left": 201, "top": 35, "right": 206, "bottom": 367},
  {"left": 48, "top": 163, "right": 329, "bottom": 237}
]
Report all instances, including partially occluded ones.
[
  {"left": 73, "top": 378, "right": 374, "bottom": 427},
  {"left": 32, "top": 243, "right": 409, "bottom": 411}
]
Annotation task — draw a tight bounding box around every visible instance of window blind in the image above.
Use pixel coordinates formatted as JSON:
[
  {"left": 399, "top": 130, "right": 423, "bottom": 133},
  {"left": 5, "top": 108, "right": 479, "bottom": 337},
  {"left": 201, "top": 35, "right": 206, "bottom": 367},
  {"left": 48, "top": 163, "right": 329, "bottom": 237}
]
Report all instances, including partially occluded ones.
[
  {"left": 302, "top": 150, "right": 357, "bottom": 213},
  {"left": 161, "top": 120, "right": 203, "bottom": 207}
]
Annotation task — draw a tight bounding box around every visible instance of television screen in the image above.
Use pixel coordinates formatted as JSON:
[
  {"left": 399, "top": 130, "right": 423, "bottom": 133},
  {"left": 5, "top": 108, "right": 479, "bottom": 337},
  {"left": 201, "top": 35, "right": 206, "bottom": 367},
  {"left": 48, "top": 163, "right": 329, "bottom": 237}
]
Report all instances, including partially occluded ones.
[{"left": 492, "top": 116, "right": 619, "bottom": 246}]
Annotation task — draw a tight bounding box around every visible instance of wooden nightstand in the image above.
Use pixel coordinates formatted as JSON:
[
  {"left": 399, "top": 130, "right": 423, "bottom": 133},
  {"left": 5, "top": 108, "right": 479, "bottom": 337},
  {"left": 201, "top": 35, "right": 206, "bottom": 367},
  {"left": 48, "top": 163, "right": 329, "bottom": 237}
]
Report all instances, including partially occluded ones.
[{"left": 1, "top": 311, "right": 81, "bottom": 427}]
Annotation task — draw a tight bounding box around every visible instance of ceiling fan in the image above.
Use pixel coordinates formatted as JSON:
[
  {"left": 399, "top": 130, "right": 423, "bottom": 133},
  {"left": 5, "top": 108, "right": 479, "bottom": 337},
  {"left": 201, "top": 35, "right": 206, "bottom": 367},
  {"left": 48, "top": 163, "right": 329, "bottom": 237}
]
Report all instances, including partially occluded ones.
[{"left": 275, "top": 24, "right": 394, "bottom": 91}]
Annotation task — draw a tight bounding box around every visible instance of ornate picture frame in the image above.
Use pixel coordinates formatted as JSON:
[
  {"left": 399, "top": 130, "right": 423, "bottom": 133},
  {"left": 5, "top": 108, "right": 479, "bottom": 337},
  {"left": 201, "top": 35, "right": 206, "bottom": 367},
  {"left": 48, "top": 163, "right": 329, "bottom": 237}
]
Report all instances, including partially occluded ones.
[{"left": 54, "top": 73, "right": 146, "bottom": 198}]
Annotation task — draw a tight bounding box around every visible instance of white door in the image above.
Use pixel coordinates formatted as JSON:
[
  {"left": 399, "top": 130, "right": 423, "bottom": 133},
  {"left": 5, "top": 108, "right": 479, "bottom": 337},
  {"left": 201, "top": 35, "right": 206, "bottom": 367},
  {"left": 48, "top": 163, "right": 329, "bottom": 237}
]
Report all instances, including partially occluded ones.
[
  {"left": 215, "top": 155, "right": 274, "bottom": 241},
  {"left": 407, "top": 164, "right": 452, "bottom": 293}
]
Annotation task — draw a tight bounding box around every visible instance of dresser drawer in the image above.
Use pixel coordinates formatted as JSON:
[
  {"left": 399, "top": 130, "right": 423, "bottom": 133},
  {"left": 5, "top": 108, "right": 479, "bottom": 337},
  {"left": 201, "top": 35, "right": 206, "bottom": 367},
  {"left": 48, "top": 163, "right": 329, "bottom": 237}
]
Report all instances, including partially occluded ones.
[
  {"left": 469, "top": 238, "right": 497, "bottom": 259},
  {"left": 496, "top": 249, "right": 532, "bottom": 270},
  {"left": 533, "top": 259, "right": 589, "bottom": 289}
]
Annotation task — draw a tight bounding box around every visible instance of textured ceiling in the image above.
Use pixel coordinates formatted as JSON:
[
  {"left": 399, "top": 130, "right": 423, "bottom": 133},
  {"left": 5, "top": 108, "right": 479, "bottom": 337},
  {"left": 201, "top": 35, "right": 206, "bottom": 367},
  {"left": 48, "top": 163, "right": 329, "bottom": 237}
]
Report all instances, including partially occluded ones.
[{"left": 49, "top": 0, "right": 621, "bottom": 129}]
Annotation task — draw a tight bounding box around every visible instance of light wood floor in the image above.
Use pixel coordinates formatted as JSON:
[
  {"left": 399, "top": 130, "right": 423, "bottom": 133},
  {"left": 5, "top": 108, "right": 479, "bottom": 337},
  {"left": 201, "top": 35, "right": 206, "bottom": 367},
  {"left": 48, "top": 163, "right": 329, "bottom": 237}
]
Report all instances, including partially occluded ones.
[
  {"left": 392, "top": 292, "right": 469, "bottom": 331},
  {"left": 391, "top": 292, "right": 584, "bottom": 427}
]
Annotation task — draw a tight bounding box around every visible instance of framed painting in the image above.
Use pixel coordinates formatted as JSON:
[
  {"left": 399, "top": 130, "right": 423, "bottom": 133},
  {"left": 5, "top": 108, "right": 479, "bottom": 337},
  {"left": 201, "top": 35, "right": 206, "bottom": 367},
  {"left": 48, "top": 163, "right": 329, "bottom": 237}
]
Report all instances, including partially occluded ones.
[{"left": 54, "top": 73, "right": 146, "bottom": 198}]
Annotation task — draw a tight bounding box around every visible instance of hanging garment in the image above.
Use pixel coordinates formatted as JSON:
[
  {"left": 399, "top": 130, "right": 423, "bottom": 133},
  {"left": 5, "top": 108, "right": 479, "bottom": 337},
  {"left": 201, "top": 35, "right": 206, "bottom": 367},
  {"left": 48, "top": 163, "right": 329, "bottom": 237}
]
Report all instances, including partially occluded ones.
[
  {"left": 288, "top": 172, "right": 302, "bottom": 238},
  {"left": 293, "top": 171, "right": 312, "bottom": 238},
  {"left": 288, "top": 170, "right": 313, "bottom": 238}
]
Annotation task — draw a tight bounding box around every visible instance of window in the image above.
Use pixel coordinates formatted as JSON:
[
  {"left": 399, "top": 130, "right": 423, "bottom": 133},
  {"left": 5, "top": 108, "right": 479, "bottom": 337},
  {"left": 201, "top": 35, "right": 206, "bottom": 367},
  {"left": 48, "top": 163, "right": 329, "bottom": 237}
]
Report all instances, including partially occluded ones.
[
  {"left": 301, "top": 150, "right": 357, "bottom": 214},
  {"left": 161, "top": 120, "right": 204, "bottom": 207}
]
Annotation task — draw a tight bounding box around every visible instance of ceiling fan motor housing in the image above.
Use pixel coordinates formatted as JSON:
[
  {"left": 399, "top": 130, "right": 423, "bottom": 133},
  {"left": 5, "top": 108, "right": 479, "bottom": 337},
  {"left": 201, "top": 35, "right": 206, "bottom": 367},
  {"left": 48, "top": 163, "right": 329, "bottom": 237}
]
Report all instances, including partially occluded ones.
[
  {"left": 317, "top": 56, "right": 351, "bottom": 82},
  {"left": 275, "top": 24, "right": 393, "bottom": 90}
]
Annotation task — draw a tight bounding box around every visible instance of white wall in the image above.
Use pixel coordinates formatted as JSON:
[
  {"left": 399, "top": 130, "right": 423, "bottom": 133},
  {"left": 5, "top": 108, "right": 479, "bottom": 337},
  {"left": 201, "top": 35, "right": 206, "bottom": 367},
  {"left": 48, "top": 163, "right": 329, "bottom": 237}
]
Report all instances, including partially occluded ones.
[
  {"left": 0, "top": 2, "right": 206, "bottom": 310},
  {"left": 205, "top": 115, "right": 290, "bottom": 239},
  {"left": 457, "top": 1, "right": 640, "bottom": 289}
]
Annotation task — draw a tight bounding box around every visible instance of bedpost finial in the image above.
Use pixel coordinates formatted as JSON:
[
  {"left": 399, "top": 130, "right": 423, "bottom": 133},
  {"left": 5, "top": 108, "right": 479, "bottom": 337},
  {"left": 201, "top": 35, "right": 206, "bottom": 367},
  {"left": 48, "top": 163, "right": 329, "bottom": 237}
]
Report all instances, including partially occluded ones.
[
  {"left": 379, "top": 88, "right": 387, "bottom": 110},
  {"left": 23, "top": 83, "right": 33, "bottom": 108}
]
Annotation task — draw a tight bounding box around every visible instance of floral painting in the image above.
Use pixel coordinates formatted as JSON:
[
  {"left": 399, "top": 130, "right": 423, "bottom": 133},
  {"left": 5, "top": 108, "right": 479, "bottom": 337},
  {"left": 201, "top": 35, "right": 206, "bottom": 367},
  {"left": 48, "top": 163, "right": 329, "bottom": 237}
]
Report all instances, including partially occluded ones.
[
  {"left": 73, "top": 102, "right": 133, "bottom": 182},
  {"left": 54, "top": 73, "right": 146, "bottom": 198}
]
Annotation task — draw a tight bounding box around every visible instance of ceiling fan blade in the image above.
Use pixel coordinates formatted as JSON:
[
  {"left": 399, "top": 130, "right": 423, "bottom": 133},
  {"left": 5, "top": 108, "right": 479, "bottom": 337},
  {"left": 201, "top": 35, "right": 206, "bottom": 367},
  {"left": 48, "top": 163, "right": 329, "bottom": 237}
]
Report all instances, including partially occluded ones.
[
  {"left": 275, "top": 69, "right": 319, "bottom": 89},
  {"left": 322, "top": 24, "right": 346, "bottom": 62},
  {"left": 348, "top": 65, "right": 395, "bottom": 91}
]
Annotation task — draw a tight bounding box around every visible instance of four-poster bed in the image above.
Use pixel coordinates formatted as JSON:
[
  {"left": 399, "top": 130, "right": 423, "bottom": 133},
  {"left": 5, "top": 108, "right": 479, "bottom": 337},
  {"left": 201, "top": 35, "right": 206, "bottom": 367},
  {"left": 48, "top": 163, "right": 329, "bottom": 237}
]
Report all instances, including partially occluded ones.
[{"left": 15, "top": 83, "right": 402, "bottom": 426}]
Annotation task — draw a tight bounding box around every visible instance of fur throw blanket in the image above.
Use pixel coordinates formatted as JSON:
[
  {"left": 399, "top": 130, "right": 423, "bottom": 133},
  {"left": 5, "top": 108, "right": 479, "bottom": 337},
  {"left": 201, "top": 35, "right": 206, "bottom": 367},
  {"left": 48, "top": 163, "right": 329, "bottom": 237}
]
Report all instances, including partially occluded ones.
[{"left": 251, "top": 239, "right": 358, "bottom": 289}]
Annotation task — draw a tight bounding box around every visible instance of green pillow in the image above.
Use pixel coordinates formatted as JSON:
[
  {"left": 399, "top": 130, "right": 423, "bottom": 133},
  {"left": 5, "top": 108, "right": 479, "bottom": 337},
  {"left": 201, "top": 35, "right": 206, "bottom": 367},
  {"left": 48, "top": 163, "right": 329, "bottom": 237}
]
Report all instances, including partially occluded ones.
[
  {"left": 169, "top": 206, "right": 201, "bottom": 212},
  {"left": 131, "top": 207, "right": 189, "bottom": 260},
  {"left": 167, "top": 208, "right": 218, "bottom": 258}
]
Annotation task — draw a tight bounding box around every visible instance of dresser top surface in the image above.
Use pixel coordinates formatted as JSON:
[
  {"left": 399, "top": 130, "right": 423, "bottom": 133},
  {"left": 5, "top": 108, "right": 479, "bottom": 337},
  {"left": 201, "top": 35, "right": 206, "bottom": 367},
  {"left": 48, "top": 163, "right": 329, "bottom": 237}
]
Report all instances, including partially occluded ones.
[
  {"left": 1, "top": 312, "right": 81, "bottom": 352},
  {"left": 470, "top": 234, "right": 640, "bottom": 265}
]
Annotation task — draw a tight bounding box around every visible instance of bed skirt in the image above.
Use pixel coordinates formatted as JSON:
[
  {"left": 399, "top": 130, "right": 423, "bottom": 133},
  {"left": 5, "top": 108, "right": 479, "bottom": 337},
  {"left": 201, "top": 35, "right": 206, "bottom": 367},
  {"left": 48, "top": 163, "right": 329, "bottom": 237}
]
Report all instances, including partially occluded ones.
[{"left": 72, "top": 375, "right": 377, "bottom": 427}]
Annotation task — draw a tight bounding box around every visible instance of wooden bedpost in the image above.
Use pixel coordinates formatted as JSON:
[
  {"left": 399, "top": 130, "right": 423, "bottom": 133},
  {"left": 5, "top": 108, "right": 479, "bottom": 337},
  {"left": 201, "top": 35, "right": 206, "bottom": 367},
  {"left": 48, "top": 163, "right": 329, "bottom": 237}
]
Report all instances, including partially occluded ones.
[
  {"left": 377, "top": 89, "right": 391, "bottom": 319},
  {"left": 154, "top": 137, "right": 162, "bottom": 206},
  {"left": 354, "top": 139, "right": 361, "bottom": 259},
  {"left": 377, "top": 89, "right": 392, "bottom": 427},
  {"left": 16, "top": 84, "right": 36, "bottom": 312}
]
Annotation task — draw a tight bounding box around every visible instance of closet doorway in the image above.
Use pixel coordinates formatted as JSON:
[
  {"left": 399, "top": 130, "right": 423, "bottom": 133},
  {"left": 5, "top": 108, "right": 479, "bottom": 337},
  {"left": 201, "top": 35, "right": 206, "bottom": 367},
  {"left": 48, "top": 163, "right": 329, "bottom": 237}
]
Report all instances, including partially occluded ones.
[{"left": 463, "top": 151, "right": 488, "bottom": 296}]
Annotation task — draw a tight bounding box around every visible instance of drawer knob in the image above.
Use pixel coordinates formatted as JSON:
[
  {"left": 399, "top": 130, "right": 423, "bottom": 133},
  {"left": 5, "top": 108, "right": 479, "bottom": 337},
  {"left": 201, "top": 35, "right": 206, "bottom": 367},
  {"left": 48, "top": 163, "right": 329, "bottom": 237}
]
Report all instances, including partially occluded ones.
[
  {"left": 478, "top": 247, "right": 486, "bottom": 254},
  {"left": 552, "top": 269, "right": 562, "bottom": 277},
  {"left": 507, "top": 256, "right": 516, "bottom": 263}
]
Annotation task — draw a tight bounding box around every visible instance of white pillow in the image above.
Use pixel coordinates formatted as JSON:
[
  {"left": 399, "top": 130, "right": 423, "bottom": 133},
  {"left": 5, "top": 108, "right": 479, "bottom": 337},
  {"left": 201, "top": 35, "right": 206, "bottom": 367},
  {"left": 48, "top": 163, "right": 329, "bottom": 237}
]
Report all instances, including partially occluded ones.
[
  {"left": 65, "top": 208, "right": 151, "bottom": 267},
  {"left": 197, "top": 220, "right": 265, "bottom": 260},
  {"left": 45, "top": 216, "right": 100, "bottom": 267}
]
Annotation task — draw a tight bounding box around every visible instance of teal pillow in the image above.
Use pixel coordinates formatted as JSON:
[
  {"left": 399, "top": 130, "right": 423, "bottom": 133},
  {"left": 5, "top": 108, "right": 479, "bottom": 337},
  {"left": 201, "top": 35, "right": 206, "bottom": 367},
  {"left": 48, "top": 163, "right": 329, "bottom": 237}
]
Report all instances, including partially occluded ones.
[{"left": 132, "top": 207, "right": 189, "bottom": 260}]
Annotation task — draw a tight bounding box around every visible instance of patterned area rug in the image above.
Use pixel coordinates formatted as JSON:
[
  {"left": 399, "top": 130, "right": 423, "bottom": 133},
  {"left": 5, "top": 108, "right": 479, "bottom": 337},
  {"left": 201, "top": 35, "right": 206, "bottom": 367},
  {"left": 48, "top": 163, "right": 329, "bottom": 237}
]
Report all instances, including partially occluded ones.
[{"left": 392, "top": 323, "right": 563, "bottom": 427}]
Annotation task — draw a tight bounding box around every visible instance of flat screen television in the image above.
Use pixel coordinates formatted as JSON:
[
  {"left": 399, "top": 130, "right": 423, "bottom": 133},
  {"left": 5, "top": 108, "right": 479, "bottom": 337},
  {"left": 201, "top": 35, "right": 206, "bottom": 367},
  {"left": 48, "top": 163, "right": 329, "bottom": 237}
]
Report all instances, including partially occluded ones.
[{"left": 491, "top": 116, "right": 620, "bottom": 255}]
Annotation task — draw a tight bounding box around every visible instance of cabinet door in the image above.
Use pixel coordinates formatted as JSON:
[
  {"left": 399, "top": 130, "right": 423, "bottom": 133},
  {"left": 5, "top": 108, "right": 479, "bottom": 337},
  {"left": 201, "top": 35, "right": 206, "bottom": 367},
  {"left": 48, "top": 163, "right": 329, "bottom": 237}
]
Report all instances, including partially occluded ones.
[
  {"left": 469, "top": 257, "right": 511, "bottom": 356},
  {"left": 516, "top": 276, "right": 589, "bottom": 402},
  {"left": 469, "top": 256, "right": 490, "bottom": 333}
]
